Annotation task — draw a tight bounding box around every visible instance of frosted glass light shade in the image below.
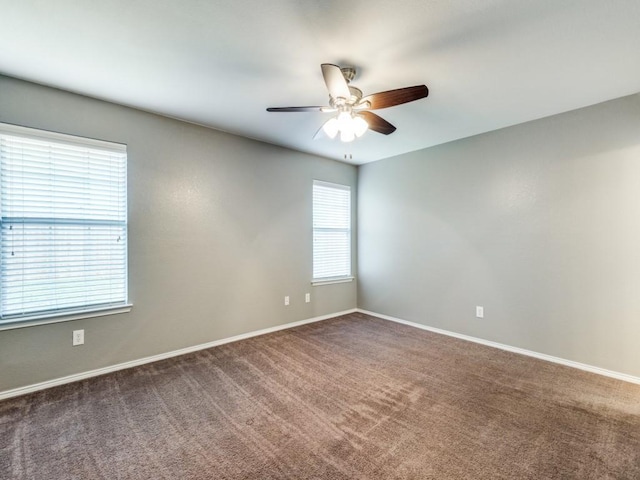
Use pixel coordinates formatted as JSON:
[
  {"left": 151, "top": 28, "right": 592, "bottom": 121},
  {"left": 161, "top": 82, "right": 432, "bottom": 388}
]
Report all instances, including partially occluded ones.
[
  {"left": 340, "top": 129, "right": 355, "bottom": 142},
  {"left": 353, "top": 115, "right": 368, "bottom": 137},
  {"left": 322, "top": 118, "right": 339, "bottom": 139},
  {"left": 336, "top": 111, "right": 352, "bottom": 129}
]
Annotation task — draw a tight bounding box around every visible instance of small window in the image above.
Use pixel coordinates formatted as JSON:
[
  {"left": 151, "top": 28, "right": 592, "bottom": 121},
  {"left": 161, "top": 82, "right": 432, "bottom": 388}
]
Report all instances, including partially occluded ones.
[
  {"left": 0, "top": 123, "right": 128, "bottom": 325},
  {"left": 312, "top": 180, "right": 352, "bottom": 283}
]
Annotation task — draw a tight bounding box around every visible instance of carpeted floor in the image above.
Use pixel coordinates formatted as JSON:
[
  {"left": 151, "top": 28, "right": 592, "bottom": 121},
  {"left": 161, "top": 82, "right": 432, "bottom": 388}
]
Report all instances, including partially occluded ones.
[{"left": 2, "top": 312, "right": 640, "bottom": 479}]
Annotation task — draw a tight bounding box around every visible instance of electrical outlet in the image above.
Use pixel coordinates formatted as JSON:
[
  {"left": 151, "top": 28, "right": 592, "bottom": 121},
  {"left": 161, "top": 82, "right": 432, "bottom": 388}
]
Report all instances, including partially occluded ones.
[
  {"left": 72, "top": 329, "right": 85, "bottom": 346},
  {"left": 476, "top": 306, "right": 484, "bottom": 318},
  {"left": 284, "top": 296, "right": 290, "bottom": 306},
  {"left": 305, "top": 293, "right": 311, "bottom": 303}
]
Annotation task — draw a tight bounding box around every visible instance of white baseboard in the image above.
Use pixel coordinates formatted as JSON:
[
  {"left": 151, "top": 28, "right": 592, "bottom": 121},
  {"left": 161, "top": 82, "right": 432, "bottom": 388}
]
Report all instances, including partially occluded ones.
[
  {"left": 357, "top": 309, "right": 640, "bottom": 386},
  {"left": 0, "top": 308, "right": 357, "bottom": 401}
]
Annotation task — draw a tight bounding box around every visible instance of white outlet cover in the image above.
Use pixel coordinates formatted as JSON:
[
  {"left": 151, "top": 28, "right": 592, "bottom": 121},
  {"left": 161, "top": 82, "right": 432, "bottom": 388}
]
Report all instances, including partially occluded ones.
[
  {"left": 284, "top": 296, "right": 290, "bottom": 306},
  {"left": 476, "top": 306, "right": 484, "bottom": 318},
  {"left": 305, "top": 293, "right": 311, "bottom": 303},
  {"left": 72, "top": 329, "right": 85, "bottom": 346}
]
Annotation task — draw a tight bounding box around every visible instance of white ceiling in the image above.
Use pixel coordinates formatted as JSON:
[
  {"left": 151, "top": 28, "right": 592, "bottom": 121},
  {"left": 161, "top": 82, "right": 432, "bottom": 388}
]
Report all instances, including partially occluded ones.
[{"left": 1, "top": 0, "right": 639, "bottom": 164}]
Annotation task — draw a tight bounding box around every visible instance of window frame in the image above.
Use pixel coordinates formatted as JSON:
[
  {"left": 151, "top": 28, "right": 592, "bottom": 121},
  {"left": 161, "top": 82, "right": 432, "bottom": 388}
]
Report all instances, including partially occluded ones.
[
  {"left": 312, "top": 179, "right": 354, "bottom": 286},
  {"left": 0, "top": 123, "right": 131, "bottom": 330}
]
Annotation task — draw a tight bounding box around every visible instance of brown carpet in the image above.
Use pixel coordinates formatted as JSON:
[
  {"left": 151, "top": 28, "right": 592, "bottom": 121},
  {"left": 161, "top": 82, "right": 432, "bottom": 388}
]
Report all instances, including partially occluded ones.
[{"left": 2, "top": 312, "right": 640, "bottom": 479}]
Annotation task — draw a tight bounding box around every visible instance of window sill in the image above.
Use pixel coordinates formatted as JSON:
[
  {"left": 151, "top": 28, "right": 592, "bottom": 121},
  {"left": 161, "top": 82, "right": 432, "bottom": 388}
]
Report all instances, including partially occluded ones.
[
  {"left": 0, "top": 304, "right": 133, "bottom": 331},
  {"left": 312, "top": 276, "right": 355, "bottom": 286}
]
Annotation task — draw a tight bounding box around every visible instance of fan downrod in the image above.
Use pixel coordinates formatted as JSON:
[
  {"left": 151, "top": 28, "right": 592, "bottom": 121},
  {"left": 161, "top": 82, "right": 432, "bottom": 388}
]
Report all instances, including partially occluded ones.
[{"left": 340, "top": 67, "right": 356, "bottom": 84}]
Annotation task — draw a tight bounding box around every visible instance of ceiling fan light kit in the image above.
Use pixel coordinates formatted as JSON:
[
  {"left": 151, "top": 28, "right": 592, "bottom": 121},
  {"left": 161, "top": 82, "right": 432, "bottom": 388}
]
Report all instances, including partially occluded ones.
[
  {"left": 323, "top": 111, "right": 369, "bottom": 142},
  {"left": 267, "top": 63, "right": 429, "bottom": 143}
]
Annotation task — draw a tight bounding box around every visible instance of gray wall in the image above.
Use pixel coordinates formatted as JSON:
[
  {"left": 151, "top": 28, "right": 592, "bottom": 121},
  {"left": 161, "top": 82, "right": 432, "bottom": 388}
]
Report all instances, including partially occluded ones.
[
  {"left": 0, "top": 75, "right": 357, "bottom": 392},
  {"left": 358, "top": 93, "right": 640, "bottom": 377}
]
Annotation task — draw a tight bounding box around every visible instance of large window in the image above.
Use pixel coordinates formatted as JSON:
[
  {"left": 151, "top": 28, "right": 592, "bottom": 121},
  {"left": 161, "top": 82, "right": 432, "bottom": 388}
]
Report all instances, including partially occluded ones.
[
  {"left": 312, "top": 180, "right": 352, "bottom": 283},
  {"left": 0, "top": 123, "right": 128, "bottom": 325}
]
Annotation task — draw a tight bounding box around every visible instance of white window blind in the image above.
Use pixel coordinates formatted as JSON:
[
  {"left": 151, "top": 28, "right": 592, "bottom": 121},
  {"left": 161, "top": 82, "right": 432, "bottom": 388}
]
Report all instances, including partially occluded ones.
[
  {"left": 313, "top": 180, "right": 351, "bottom": 281},
  {"left": 0, "top": 124, "right": 127, "bottom": 323}
]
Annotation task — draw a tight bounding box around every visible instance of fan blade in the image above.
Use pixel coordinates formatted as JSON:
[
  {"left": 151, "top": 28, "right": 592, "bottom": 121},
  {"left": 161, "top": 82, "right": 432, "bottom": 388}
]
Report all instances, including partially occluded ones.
[
  {"left": 360, "top": 85, "right": 428, "bottom": 110},
  {"left": 321, "top": 64, "right": 351, "bottom": 99},
  {"left": 266, "top": 106, "right": 325, "bottom": 112},
  {"left": 359, "top": 111, "right": 396, "bottom": 135},
  {"left": 313, "top": 124, "right": 326, "bottom": 140}
]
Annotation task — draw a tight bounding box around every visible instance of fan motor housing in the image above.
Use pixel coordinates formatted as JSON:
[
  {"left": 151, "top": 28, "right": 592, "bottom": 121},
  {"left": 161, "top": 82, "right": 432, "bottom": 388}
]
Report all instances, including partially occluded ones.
[{"left": 348, "top": 86, "right": 363, "bottom": 104}]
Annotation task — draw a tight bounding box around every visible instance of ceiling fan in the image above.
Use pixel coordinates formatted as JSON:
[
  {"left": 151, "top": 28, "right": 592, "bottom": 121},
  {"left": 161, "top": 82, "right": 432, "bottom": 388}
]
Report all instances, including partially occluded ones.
[{"left": 266, "top": 64, "right": 429, "bottom": 142}]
